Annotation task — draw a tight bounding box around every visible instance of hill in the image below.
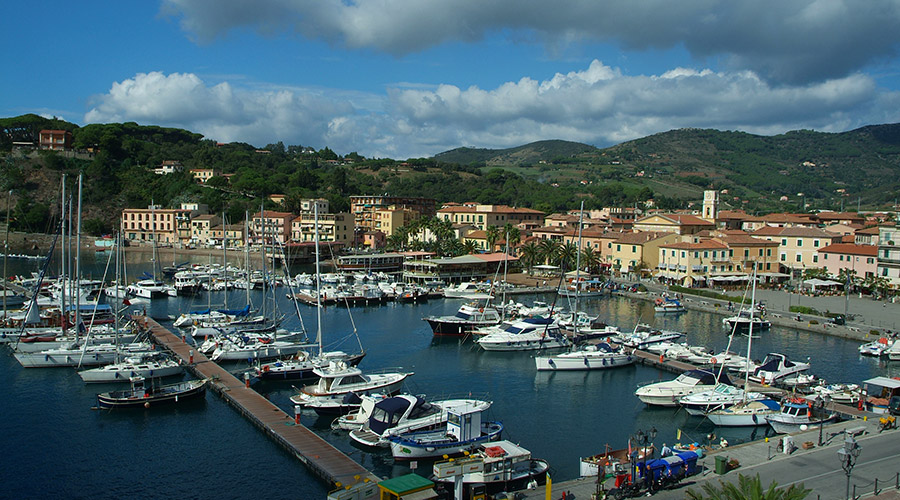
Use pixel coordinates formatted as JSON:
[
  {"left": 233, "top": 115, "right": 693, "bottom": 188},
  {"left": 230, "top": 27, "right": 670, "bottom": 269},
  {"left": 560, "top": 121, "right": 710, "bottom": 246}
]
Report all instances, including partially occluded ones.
[{"left": 435, "top": 140, "right": 597, "bottom": 166}]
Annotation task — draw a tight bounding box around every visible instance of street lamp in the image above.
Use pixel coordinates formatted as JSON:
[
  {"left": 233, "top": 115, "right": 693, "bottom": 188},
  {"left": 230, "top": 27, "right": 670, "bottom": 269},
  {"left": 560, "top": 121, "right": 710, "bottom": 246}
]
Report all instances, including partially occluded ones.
[
  {"left": 630, "top": 427, "right": 657, "bottom": 488},
  {"left": 836, "top": 434, "right": 861, "bottom": 500}
]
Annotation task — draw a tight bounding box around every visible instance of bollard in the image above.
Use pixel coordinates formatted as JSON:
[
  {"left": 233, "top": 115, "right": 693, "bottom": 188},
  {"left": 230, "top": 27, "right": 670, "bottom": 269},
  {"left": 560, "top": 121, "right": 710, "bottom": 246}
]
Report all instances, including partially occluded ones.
[
  {"left": 189, "top": 349, "right": 194, "bottom": 364},
  {"left": 182, "top": 334, "right": 186, "bottom": 344},
  {"left": 295, "top": 413, "right": 300, "bottom": 425},
  {"left": 244, "top": 372, "right": 250, "bottom": 388}
]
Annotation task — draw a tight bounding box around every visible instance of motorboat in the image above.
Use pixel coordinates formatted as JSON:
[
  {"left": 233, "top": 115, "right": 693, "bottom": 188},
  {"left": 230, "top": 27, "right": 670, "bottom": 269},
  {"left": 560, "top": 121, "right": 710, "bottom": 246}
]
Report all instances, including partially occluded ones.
[
  {"left": 388, "top": 403, "right": 503, "bottom": 460},
  {"left": 423, "top": 302, "right": 502, "bottom": 337},
  {"left": 173, "top": 271, "right": 203, "bottom": 295},
  {"left": 253, "top": 350, "right": 365, "bottom": 380},
  {"left": 766, "top": 397, "right": 835, "bottom": 434},
  {"left": 290, "top": 360, "right": 412, "bottom": 415},
  {"left": 611, "top": 324, "right": 684, "bottom": 350},
  {"left": 210, "top": 336, "right": 310, "bottom": 362},
  {"left": 126, "top": 279, "right": 173, "bottom": 299},
  {"left": 331, "top": 393, "right": 388, "bottom": 431},
  {"left": 78, "top": 354, "right": 183, "bottom": 383},
  {"left": 705, "top": 398, "right": 781, "bottom": 427},
  {"left": 535, "top": 342, "right": 634, "bottom": 371},
  {"left": 678, "top": 384, "right": 766, "bottom": 416},
  {"left": 580, "top": 444, "right": 655, "bottom": 478},
  {"left": 443, "top": 282, "right": 493, "bottom": 299},
  {"left": 752, "top": 353, "right": 810, "bottom": 384},
  {"left": 723, "top": 309, "right": 770, "bottom": 331},
  {"left": 14, "top": 342, "right": 156, "bottom": 368},
  {"left": 886, "top": 339, "right": 900, "bottom": 361},
  {"left": 432, "top": 440, "right": 549, "bottom": 498},
  {"left": 810, "top": 383, "right": 862, "bottom": 405},
  {"left": 858, "top": 337, "right": 891, "bottom": 356},
  {"left": 862, "top": 377, "right": 900, "bottom": 414},
  {"left": 635, "top": 369, "right": 732, "bottom": 407},
  {"left": 349, "top": 395, "right": 492, "bottom": 447},
  {"left": 654, "top": 298, "right": 686, "bottom": 314},
  {"left": 476, "top": 317, "right": 570, "bottom": 351},
  {"left": 96, "top": 376, "right": 208, "bottom": 409}
]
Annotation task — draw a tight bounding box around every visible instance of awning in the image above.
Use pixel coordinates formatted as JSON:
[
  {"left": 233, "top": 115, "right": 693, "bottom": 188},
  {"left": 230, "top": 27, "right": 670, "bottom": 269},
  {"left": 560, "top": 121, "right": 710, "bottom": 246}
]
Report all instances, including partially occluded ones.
[
  {"left": 803, "top": 278, "right": 842, "bottom": 287},
  {"left": 402, "top": 489, "right": 439, "bottom": 500},
  {"left": 534, "top": 264, "right": 559, "bottom": 270}
]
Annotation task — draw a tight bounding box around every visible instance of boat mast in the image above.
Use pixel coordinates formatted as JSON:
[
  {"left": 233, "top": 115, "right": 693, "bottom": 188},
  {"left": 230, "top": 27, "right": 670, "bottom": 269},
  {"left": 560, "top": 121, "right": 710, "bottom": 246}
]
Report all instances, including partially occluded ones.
[
  {"left": 573, "top": 201, "right": 584, "bottom": 338},
  {"left": 743, "top": 264, "right": 757, "bottom": 400},
  {"left": 74, "top": 173, "right": 83, "bottom": 341},
  {"left": 3, "top": 189, "right": 9, "bottom": 314},
  {"left": 222, "top": 211, "right": 228, "bottom": 309},
  {"left": 244, "top": 212, "right": 250, "bottom": 308},
  {"left": 259, "top": 201, "right": 267, "bottom": 320},
  {"left": 60, "top": 175, "right": 67, "bottom": 337},
  {"left": 314, "top": 204, "right": 323, "bottom": 357}
]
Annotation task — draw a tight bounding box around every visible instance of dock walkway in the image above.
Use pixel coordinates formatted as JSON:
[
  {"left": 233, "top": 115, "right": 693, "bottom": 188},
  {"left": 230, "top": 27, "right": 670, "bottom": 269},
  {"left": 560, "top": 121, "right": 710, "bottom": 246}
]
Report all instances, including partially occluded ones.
[{"left": 138, "top": 315, "right": 376, "bottom": 488}]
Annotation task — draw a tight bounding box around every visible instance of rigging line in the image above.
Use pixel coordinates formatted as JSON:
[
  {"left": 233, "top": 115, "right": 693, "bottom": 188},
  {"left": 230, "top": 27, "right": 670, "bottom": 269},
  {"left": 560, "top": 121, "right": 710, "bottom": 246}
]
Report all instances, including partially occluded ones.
[
  {"left": 13, "top": 219, "right": 62, "bottom": 350},
  {"left": 324, "top": 239, "right": 363, "bottom": 354}
]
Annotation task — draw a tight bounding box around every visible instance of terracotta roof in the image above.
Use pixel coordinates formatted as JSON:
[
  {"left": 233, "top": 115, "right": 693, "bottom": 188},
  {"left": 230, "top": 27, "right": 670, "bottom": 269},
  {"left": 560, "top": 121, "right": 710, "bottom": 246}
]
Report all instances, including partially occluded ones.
[
  {"left": 814, "top": 212, "right": 865, "bottom": 221},
  {"left": 856, "top": 226, "right": 881, "bottom": 235},
  {"left": 613, "top": 231, "right": 674, "bottom": 245},
  {"left": 636, "top": 213, "right": 715, "bottom": 226},
  {"left": 751, "top": 226, "right": 834, "bottom": 238},
  {"left": 465, "top": 230, "right": 487, "bottom": 239},
  {"left": 255, "top": 210, "right": 294, "bottom": 219},
  {"left": 760, "top": 213, "right": 815, "bottom": 223},
  {"left": 818, "top": 243, "right": 878, "bottom": 256},
  {"left": 660, "top": 240, "right": 728, "bottom": 250}
]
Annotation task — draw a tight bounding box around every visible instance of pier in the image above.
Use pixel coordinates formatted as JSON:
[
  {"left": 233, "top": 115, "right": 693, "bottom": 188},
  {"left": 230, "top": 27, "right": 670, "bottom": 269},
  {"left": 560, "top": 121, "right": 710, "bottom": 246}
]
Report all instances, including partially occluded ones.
[{"left": 137, "top": 315, "right": 377, "bottom": 488}]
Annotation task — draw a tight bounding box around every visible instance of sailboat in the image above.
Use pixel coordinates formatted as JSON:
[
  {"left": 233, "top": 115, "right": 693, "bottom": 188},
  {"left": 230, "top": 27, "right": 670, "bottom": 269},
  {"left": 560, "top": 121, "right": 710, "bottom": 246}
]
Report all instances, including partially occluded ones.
[
  {"left": 535, "top": 203, "right": 633, "bottom": 371},
  {"left": 706, "top": 266, "right": 781, "bottom": 426},
  {"left": 679, "top": 268, "right": 766, "bottom": 416}
]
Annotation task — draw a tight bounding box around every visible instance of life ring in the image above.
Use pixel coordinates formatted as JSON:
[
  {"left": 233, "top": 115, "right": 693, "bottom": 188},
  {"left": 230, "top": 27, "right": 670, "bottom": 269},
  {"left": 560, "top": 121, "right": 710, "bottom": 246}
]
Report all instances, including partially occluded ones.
[
  {"left": 479, "top": 308, "right": 484, "bottom": 313},
  {"left": 263, "top": 365, "right": 270, "bottom": 372},
  {"left": 710, "top": 357, "right": 717, "bottom": 364}
]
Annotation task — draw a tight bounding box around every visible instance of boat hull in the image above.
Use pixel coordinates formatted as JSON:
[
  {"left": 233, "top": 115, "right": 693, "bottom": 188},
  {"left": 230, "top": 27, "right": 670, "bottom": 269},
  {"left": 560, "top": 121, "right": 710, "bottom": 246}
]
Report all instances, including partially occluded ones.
[
  {"left": 79, "top": 362, "right": 184, "bottom": 383},
  {"left": 256, "top": 352, "right": 366, "bottom": 381},
  {"left": 389, "top": 422, "right": 504, "bottom": 460},
  {"left": 535, "top": 352, "right": 634, "bottom": 371},
  {"left": 96, "top": 379, "right": 207, "bottom": 409}
]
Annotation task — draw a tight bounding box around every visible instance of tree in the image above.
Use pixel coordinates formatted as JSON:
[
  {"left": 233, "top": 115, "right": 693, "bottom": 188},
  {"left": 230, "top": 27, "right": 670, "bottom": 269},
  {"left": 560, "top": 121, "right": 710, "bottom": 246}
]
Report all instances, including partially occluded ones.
[
  {"left": 462, "top": 239, "right": 478, "bottom": 255},
  {"left": 580, "top": 247, "right": 600, "bottom": 274},
  {"left": 686, "top": 473, "right": 811, "bottom": 500},
  {"left": 558, "top": 241, "right": 578, "bottom": 271},
  {"left": 539, "top": 238, "right": 561, "bottom": 266},
  {"left": 519, "top": 241, "right": 539, "bottom": 275},
  {"left": 485, "top": 225, "right": 501, "bottom": 252}
]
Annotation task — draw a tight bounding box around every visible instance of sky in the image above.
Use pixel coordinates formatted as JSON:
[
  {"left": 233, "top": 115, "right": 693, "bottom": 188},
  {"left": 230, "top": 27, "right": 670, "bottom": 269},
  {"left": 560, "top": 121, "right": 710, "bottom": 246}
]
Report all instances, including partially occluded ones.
[{"left": 4, "top": 1, "right": 900, "bottom": 160}]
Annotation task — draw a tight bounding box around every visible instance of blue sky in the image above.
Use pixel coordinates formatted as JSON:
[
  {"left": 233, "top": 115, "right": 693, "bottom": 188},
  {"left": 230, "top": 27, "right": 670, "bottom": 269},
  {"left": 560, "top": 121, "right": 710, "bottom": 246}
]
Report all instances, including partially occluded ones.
[{"left": 4, "top": 1, "right": 900, "bottom": 159}]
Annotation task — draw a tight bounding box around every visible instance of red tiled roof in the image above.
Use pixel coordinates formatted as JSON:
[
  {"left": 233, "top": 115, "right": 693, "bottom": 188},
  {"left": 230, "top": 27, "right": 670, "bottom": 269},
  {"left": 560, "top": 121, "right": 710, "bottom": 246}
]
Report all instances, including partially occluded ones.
[
  {"left": 818, "top": 243, "right": 878, "bottom": 256},
  {"left": 613, "top": 231, "right": 674, "bottom": 244}
]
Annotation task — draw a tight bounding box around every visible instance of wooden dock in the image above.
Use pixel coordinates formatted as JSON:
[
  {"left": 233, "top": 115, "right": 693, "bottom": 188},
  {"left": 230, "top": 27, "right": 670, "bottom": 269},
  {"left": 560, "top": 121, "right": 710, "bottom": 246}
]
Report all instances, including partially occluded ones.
[{"left": 137, "top": 315, "right": 377, "bottom": 488}]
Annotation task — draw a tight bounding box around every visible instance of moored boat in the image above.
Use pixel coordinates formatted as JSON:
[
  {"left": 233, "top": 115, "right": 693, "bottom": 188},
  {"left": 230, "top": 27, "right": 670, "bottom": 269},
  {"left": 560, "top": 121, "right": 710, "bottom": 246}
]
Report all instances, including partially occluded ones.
[
  {"left": 96, "top": 377, "right": 208, "bottom": 409},
  {"left": 388, "top": 404, "right": 503, "bottom": 460},
  {"left": 432, "top": 440, "right": 549, "bottom": 497}
]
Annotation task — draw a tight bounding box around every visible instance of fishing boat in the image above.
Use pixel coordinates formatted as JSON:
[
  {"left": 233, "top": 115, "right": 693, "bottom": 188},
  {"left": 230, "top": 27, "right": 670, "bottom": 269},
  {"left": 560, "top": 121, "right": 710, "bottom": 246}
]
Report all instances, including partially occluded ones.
[
  {"left": 476, "top": 316, "right": 570, "bottom": 351},
  {"left": 432, "top": 440, "right": 549, "bottom": 497},
  {"left": 290, "top": 360, "right": 412, "bottom": 415},
  {"left": 635, "top": 369, "right": 732, "bottom": 407},
  {"left": 388, "top": 404, "right": 503, "bottom": 460},
  {"left": 96, "top": 376, "right": 208, "bottom": 409},
  {"left": 580, "top": 444, "right": 655, "bottom": 477},
  {"left": 766, "top": 396, "right": 835, "bottom": 434},
  {"left": 349, "top": 394, "right": 492, "bottom": 448},
  {"left": 423, "top": 302, "right": 502, "bottom": 337},
  {"left": 654, "top": 298, "right": 686, "bottom": 314}
]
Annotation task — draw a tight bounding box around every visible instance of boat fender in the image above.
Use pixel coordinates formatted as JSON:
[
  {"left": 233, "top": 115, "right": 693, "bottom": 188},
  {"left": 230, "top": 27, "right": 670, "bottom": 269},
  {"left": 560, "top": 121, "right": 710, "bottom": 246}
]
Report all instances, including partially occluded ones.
[
  {"left": 602, "top": 358, "right": 607, "bottom": 366},
  {"left": 263, "top": 365, "right": 270, "bottom": 372},
  {"left": 584, "top": 358, "right": 589, "bottom": 366},
  {"left": 548, "top": 359, "right": 555, "bottom": 366},
  {"left": 858, "top": 399, "right": 864, "bottom": 411}
]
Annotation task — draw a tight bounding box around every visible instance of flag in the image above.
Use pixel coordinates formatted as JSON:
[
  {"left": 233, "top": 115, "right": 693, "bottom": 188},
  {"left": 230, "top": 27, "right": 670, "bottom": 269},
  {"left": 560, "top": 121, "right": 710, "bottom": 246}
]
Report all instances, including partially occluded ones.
[{"left": 123, "top": 298, "right": 131, "bottom": 306}]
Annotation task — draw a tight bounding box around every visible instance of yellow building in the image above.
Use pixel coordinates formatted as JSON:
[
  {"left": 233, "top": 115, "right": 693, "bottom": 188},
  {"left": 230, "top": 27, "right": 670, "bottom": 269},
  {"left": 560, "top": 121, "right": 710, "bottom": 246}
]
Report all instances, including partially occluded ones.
[
  {"left": 375, "top": 207, "right": 419, "bottom": 236},
  {"left": 752, "top": 226, "right": 841, "bottom": 275},
  {"left": 437, "top": 203, "right": 544, "bottom": 231},
  {"left": 290, "top": 212, "right": 354, "bottom": 243},
  {"left": 190, "top": 214, "right": 221, "bottom": 244},
  {"left": 121, "top": 206, "right": 191, "bottom": 245},
  {"left": 658, "top": 239, "right": 729, "bottom": 286},
  {"left": 633, "top": 213, "right": 715, "bottom": 235},
  {"left": 608, "top": 231, "right": 681, "bottom": 276}
]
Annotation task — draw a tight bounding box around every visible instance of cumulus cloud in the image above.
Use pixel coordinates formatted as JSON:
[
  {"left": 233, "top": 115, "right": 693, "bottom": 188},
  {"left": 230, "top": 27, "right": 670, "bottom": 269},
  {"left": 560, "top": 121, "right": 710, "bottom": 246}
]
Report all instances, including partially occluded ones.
[
  {"left": 162, "top": 0, "right": 900, "bottom": 84},
  {"left": 85, "top": 63, "right": 898, "bottom": 159}
]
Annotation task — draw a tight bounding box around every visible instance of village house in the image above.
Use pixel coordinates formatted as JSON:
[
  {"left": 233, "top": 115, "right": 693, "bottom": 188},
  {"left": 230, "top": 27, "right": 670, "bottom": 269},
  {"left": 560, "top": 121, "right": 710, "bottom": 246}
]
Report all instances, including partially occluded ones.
[
  {"left": 189, "top": 168, "right": 215, "bottom": 183},
  {"left": 209, "top": 224, "right": 245, "bottom": 247},
  {"left": 877, "top": 224, "right": 900, "bottom": 288},
  {"left": 250, "top": 210, "right": 293, "bottom": 245},
  {"left": 290, "top": 212, "right": 353, "bottom": 243},
  {"left": 818, "top": 243, "right": 878, "bottom": 280},
  {"left": 632, "top": 213, "right": 715, "bottom": 235},
  {"left": 350, "top": 195, "right": 436, "bottom": 231},
  {"left": 437, "top": 203, "right": 544, "bottom": 231},
  {"left": 39, "top": 129, "right": 73, "bottom": 151},
  {"left": 153, "top": 160, "right": 183, "bottom": 175},
  {"left": 752, "top": 226, "right": 842, "bottom": 276},
  {"left": 121, "top": 206, "right": 192, "bottom": 245},
  {"left": 190, "top": 214, "right": 222, "bottom": 244},
  {"left": 657, "top": 239, "right": 729, "bottom": 287},
  {"left": 607, "top": 231, "right": 681, "bottom": 277}
]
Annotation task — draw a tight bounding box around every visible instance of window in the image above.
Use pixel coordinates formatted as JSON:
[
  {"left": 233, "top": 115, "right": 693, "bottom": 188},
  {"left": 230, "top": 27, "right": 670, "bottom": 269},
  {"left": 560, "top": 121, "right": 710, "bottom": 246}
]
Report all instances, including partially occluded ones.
[
  {"left": 868, "top": 258, "right": 874, "bottom": 264},
  {"left": 766, "top": 263, "right": 771, "bottom": 270},
  {"left": 780, "top": 253, "right": 786, "bottom": 261},
  {"left": 813, "top": 255, "right": 818, "bottom": 263},
  {"left": 617, "top": 244, "right": 621, "bottom": 251},
  {"left": 744, "top": 249, "right": 749, "bottom": 257},
  {"left": 781, "top": 238, "right": 787, "bottom": 246},
  {"left": 814, "top": 240, "right": 819, "bottom": 247},
  {"left": 797, "top": 239, "right": 802, "bottom": 247},
  {"left": 694, "top": 251, "right": 699, "bottom": 258},
  {"left": 681, "top": 251, "right": 686, "bottom": 258},
  {"left": 796, "top": 254, "right": 802, "bottom": 262},
  {"left": 632, "top": 245, "right": 637, "bottom": 253},
  {"left": 704, "top": 251, "right": 709, "bottom": 258}
]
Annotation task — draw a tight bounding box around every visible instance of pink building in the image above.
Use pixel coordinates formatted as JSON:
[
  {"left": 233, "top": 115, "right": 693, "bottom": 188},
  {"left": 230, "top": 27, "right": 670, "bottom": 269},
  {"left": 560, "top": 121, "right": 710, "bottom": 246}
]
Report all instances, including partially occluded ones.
[{"left": 817, "top": 243, "right": 878, "bottom": 279}]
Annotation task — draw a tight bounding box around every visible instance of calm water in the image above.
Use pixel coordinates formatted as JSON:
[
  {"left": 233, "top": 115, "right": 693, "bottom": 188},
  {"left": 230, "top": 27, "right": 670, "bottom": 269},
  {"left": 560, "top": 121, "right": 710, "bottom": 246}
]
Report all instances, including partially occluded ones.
[{"left": 3, "top": 253, "right": 899, "bottom": 498}]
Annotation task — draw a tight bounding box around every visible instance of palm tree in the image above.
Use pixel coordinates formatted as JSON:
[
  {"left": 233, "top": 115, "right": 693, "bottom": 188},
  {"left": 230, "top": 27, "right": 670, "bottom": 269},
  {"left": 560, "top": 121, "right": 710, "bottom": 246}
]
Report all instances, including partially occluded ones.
[
  {"left": 520, "top": 241, "right": 539, "bottom": 275},
  {"left": 686, "top": 474, "right": 811, "bottom": 500},
  {"left": 503, "top": 223, "right": 521, "bottom": 251},
  {"left": 462, "top": 239, "right": 478, "bottom": 255},
  {"left": 485, "top": 225, "right": 501, "bottom": 252},
  {"left": 558, "top": 241, "right": 578, "bottom": 272},
  {"left": 539, "top": 238, "right": 561, "bottom": 266},
  {"left": 580, "top": 247, "right": 600, "bottom": 274}
]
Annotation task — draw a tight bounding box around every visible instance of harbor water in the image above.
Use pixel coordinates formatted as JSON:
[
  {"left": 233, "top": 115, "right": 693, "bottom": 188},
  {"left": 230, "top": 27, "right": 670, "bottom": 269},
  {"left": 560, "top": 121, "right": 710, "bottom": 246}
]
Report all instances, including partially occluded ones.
[{"left": 3, "top": 252, "right": 899, "bottom": 498}]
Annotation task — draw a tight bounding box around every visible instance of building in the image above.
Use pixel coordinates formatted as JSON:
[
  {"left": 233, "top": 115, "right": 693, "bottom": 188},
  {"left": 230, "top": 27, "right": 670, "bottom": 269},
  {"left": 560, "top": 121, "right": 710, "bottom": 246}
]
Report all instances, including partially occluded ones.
[
  {"left": 299, "top": 198, "right": 329, "bottom": 214},
  {"left": 436, "top": 204, "right": 544, "bottom": 231},
  {"left": 402, "top": 253, "right": 519, "bottom": 284},
  {"left": 632, "top": 213, "right": 715, "bottom": 235},
  {"left": 701, "top": 190, "right": 719, "bottom": 222},
  {"left": 121, "top": 206, "right": 191, "bottom": 245},
  {"left": 209, "top": 224, "right": 245, "bottom": 247},
  {"left": 752, "top": 226, "right": 841, "bottom": 275},
  {"left": 350, "top": 196, "right": 436, "bottom": 231},
  {"left": 189, "top": 168, "right": 216, "bottom": 183},
  {"left": 607, "top": 231, "right": 681, "bottom": 276},
  {"left": 375, "top": 207, "right": 419, "bottom": 236},
  {"left": 813, "top": 211, "right": 866, "bottom": 226},
  {"left": 544, "top": 213, "right": 578, "bottom": 227},
  {"left": 268, "top": 194, "right": 286, "bottom": 205},
  {"left": 818, "top": 243, "right": 878, "bottom": 279},
  {"left": 290, "top": 212, "right": 353, "bottom": 243},
  {"left": 759, "top": 213, "right": 817, "bottom": 228},
  {"left": 190, "top": 214, "right": 222, "bottom": 244},
  {"left": 877, "top": 224, "right": 900, "bottom": 288},
  {"left": 250, "top": 210, "right": 293, "bottom": 245},
  {"left": 39, "top": 129, "right": 73, "bottom": 151},
  {"left": 855, "top": 226, "right": 881, "bottom": 246},
  {"left": 657, "top": 239, "right": 729, "bottom": 287},
  {"left": 153, "top": 160, "right": 183, "bottom": 175}
]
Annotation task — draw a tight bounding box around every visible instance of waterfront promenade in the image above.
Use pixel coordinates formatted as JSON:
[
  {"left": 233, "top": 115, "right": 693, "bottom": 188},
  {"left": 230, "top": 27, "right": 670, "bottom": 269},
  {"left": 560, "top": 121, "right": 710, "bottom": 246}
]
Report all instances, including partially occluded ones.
[{"left": 520, "top": 419, "right": 900, "bottom": 499}]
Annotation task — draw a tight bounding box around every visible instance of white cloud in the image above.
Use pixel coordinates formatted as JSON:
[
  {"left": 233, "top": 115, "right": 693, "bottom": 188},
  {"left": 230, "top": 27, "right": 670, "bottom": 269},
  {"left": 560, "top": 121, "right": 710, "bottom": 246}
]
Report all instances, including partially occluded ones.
[
  {"left": 85, "top": 63, "right": 898, "bottom": 159},
  {"left": 162, "top": 0, "right": 900, "bottom": 84}
]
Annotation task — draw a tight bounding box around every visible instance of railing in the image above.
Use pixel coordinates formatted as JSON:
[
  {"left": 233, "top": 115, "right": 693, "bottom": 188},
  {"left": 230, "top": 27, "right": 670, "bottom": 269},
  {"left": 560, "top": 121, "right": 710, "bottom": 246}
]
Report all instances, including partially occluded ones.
[{"left": 812, "top": 472, "right": 900, "bottom": 500}]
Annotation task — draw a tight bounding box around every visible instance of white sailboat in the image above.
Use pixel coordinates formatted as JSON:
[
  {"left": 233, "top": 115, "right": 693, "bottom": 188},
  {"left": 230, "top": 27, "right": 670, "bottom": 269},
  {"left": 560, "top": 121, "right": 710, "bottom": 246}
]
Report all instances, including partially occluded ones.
[
  {"left": 706, "top": 267, "right": 781, "bottom": 426},
  {"left": 536, "top": 203, "right": 632, "bottom": 370}
]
